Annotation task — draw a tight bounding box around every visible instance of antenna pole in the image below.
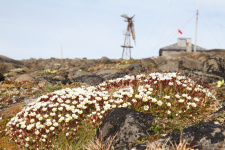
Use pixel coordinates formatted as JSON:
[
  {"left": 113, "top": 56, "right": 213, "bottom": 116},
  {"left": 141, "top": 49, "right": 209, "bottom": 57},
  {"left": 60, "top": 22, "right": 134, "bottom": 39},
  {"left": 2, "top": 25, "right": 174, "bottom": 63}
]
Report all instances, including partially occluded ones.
[{"left": 194, "top": 0, "right": 199, "bottom": 52}]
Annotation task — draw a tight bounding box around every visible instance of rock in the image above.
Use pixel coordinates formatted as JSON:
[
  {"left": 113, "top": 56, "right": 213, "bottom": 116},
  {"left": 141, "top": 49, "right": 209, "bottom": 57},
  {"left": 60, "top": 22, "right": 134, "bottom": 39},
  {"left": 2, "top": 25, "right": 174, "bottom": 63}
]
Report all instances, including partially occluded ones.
[
  {"left": 96, "top": 108, "right": 155, "bottom": 149},
  {"left": 74, "top": 75, "right": 104, "bottom": 86},
  {"left": 15, "top": 74, "right": 34, "bottom": 82},
  {"left": 0, "top": 73, "right": 5, "bottom": 82},
  {"left": 159, "top": 61, "right": 179, "bottom": 72},
  {"left": 140, "top": 58, "right": 157, "bottom": 71},
  {"left": 125, "top": 63, "right": 143, "bottom": 75},
  {"left": 73, "top": 70, "right": 93, "bottom": 78},
  {"left": 180, "top": 57, "right": 203, "bottom": 71},
  {"left": 159, "top": 121, "right": 225, "bottom": 150},
  {"left": 0, "top": 55, "right": 23, "bottom": 65},
  {"left": 203, "top": 57, "right": 225, "bottom": 78},
  {"left": 96, "top": 70, "right": 126, "bottom": 80},
  {"left": 99, "top": 56, "right": 113, "bottom": 64}
]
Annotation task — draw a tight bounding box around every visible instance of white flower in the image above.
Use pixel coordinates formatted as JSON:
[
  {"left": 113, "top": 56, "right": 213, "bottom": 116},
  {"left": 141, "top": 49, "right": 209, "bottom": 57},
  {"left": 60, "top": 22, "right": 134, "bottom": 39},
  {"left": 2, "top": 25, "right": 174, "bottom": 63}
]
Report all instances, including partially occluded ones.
[
  {"left": 178, "top": 99, "right": 184, "bottom": 103},
  {"left": 66, "top": 106, "right": 71, "bottom": 111},
  {"left": 42, "top": 107, "right": 47, "bottom": 111},
  {"left": 191, "top": 103, "right": 197, "bottom": 107},
  {"left": 157, "top": 100, "right": 163, "bottom": 106},
  {"left": 21, "top": 124, "right": 26, "bottom": 129},
  {"left": 187, "top": 96, "right": 192, "bottom": 100},
  {"left": 72, "top": 114, "right": 78, "bottom": 119},
  {"left": 66, "top": 133, "right": 69, "bottom": 136},
  {"left": 46, "top": 121, "right": 52, "bottom": 126},
  {"left": 169, "top": 82, "right": 173, "bottom": 86},
  {"left": 50, "top": 126, "right": 55, "bottom": 131},
  {"left": 131, "top": 99, "right": 137, "bottom": 103},
  {"left": 142, "top": 98, "right": 148, "bottom": 102},
  {"left": 25, "top": 143, "right": 29, "bottom": 147},
  {"left": 30, "top": 119, "right": 35, "bottom": 123},
  {"left": 112, "top": 105, "right": 116, "bottom": 108},
  {"left": 44, "top": 114, "right": 49, "bottom": 118},
  {"left": 144, "top": 105, "right": 149, "bottom": 111},
  {"left": 30, "top": 112, "right": 36, "bottom": 117},
  {"left": 167, "top": 102, "right": 171, "bottom": 107},
  {"left": 135, "top": 95, "right": 142, "bottom": 99},
  {"left": 65, "top": 100, "right": 70, "bottom": 104},
  {"left": 50, "top": 112, "right": 56, "bottom": 116},
  {"left": 35, "top": 130, "right": 40, "bottom": 135},
  {"left": 122, "top": 103, "right": 128, "bottom": 108},
  {"left": 53, "top": 122, "right": 59, "bottom": 127},
  {"left": 58, "top": 107, "right": 63, "bottom": 111},
  {"left": 42, "top": 138, "right": 46, "bottom": 142},
  {"left": 152, "top": 98, "right": 157, "bottom": 103},
  {"left": 167, "top": 110, "right": 171, "bottom": 115},
  {"left": 182, "top": 94, "right": 188, "bottom": 98},
  {"left": 25, "top": 137, "right": 30, "bottom": 141},
  {"left": 52, "top": 108, "right": 57, "bottom": 112},
  {"left": 72, "top": 101, "right": 78, "bottom": 105},
  {"left": 194, "top": 97, "right": 199, "bottom": 102},
  {"left": 175, "top": 94, "right": 180, "bottom": 99},
  {"left": 164, "top": 95, "right": 170, "bottom": 99}
]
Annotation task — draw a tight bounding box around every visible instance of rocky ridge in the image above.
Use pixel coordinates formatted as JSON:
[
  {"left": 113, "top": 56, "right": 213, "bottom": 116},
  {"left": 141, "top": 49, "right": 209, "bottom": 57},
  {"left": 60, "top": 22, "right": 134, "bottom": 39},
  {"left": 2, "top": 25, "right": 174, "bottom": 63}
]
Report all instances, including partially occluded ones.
[{"left": 0, "top": 51, "right": 225, "bottom": 149}]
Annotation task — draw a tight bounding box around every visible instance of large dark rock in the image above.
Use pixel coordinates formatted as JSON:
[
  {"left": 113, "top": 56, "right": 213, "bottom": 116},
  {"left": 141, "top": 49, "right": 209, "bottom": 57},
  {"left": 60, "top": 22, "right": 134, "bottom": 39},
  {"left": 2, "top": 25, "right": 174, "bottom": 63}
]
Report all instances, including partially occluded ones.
[
  {"left": 96, "top": 69, "right": 126, "bottom": 80},
  {"left": 0, "top": 73, "right": 5, "bottom": 82},
  {"left": 125, "top": 63, "right": 143, "bottom": 75},
  {"left": 96, "top": 108, "right": 155, "bottom": 149},
  {"left": 74, "top": 75, "right": 104, "bottom": 86},
  {"left": 203, "top": 57, "right": 225, "bottom": 78},
  {"left": 158, "top": 61, "right": 180, "bottom": 72},
  {"left": 180, "top": 57, "right": 203, "bottom": 71},
  {"left": 160, "top": 121, "right": 225, "bottom": 150},
  {"left": 99, "top": 56, "right": 113, "bottom": 64},
  {"left": 140, "top": 57, "right": 157, "bottom": 71}
]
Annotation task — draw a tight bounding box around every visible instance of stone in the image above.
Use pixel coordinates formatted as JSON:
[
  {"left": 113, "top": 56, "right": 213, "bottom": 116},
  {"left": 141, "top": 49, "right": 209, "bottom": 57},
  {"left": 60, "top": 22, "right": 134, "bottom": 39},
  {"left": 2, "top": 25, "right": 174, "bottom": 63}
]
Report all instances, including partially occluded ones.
[
  {"left": 96, "top": 108, "right": 155, "bottom": 149},
  {"left": 15, "top": 74, "right": 34, "bottom": 82},
  {"left": 125, "top": 63, "right": 143, "bottom": 75},
  {"left": 179, "top": 57, "right": 203, "bottom": 71},
  {"left": 99, "top": 56, "right": 113, "bottom": 64},
  {"left": 74, "top": 75, "right": 104, "bottom": 86},
  {"left": 96, "top": 69, "right": 126, "bottom": 80},
  {"left": 159, "top": 121, "right": 225, "bottom": 150},
  {"left": 0, "top": 73, "right": 5, "bottom": 82},
  {"left": 140, "top": 58, "right": 157, "bottom": 71},
  {"left": 203, "top": 57, "right": 225, "bottom": 78},
  {"left": 159, "top": 61, "right": 180, "bottom": 72}
]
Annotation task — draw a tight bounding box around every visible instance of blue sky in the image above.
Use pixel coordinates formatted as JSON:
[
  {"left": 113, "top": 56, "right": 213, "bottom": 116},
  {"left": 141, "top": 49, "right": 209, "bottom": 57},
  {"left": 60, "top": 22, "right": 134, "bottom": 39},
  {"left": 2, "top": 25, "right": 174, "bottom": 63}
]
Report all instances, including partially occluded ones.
[{"left": 0, "top": 0, "right": 225, "bottom": 60}]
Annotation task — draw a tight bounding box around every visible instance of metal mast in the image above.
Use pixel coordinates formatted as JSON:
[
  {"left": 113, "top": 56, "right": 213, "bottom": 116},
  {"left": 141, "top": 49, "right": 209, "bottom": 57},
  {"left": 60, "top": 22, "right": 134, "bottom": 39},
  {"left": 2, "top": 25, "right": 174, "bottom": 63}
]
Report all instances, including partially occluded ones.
[
  {"left": 194, "top": 0, "right": 199, "bottom": 52},
  {"left": 121, "top": 14, "right": 135, "bottom": 59}
]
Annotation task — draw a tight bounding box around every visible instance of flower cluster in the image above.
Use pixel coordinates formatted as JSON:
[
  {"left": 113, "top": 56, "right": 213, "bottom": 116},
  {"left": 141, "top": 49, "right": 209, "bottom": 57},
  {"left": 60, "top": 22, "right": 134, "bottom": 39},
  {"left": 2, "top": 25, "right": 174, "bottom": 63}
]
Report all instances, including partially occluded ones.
[{"left": 6, "top": 72, "right": 218, "bottom": 149}]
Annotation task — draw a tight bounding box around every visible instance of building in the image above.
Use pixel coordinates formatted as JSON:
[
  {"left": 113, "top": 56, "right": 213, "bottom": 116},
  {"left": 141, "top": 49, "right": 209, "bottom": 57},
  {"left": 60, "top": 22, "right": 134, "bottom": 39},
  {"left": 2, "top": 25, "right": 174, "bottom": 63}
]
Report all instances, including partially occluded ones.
[{"left": 159, "top": 38, "right": 207, "bottom": 56}]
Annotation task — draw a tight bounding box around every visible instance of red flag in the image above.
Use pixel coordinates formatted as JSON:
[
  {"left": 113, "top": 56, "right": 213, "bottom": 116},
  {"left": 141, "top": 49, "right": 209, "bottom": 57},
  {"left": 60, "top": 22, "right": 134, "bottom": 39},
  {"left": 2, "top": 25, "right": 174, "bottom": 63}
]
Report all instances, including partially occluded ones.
[{"left": 178, "top": 29, "right": 182, "bottom": 34}]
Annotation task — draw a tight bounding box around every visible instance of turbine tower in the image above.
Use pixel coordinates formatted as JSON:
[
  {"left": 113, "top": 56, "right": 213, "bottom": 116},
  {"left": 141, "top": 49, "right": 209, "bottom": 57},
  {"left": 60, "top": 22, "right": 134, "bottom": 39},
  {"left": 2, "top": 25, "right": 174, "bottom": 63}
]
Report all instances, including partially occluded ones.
[{"left": 121, "top": 14, "right": 136, "bottom": 59}]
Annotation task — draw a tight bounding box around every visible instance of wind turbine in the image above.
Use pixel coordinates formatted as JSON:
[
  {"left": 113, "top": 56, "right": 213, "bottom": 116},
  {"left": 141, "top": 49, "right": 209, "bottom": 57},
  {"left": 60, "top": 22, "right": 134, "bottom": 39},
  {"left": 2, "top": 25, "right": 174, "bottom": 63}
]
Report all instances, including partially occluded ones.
[{"left": 121, "top": 14, "right": 136, "bottom": 59}]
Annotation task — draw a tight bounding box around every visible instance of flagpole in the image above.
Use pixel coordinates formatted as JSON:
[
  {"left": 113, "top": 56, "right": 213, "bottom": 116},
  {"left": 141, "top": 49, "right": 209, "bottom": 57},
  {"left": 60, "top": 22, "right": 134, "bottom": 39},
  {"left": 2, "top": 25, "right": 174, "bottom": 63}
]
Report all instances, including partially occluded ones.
[{"left": 194, "top": 0, "right": 199, "bottom": 52}]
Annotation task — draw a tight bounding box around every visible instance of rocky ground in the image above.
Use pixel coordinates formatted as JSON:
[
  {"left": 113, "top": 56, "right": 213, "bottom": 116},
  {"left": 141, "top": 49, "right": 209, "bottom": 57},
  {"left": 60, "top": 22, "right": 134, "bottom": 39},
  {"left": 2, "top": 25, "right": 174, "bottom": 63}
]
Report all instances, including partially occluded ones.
[{"left": 0, "top": 51, "right": 225, "bottom": 149}]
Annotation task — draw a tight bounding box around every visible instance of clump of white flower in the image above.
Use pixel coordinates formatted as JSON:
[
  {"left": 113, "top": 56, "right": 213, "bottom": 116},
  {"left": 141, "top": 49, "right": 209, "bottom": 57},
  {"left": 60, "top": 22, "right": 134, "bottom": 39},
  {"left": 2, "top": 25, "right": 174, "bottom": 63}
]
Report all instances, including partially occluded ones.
[{"left": 6, "top": 72, "right": 218, "bottom": 149}]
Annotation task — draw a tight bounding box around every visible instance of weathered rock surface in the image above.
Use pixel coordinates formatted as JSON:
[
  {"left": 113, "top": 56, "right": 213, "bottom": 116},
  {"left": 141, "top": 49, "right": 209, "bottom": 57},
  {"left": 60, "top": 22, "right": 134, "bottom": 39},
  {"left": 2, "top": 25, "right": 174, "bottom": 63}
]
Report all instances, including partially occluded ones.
[
  {"left": 96, "top": 108, "right": 155, "bottom": 149},
  {"left": 159, "top": 121, "right": 225, "bottom": 150},
  {"left": 74, "top": 75, "right": 104, "bottom": 86},
  {"left": 159, "top": 61, "right": 180, "bottom": 72},
  {"left": 96, "top": 69, "right": 126, "bottom": 80},
  {"left": 15, "top": 74, "right": 34, "bottom": 82},
  {"left": 180, "top": 57, "right": 203, "bottom": 71}
]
